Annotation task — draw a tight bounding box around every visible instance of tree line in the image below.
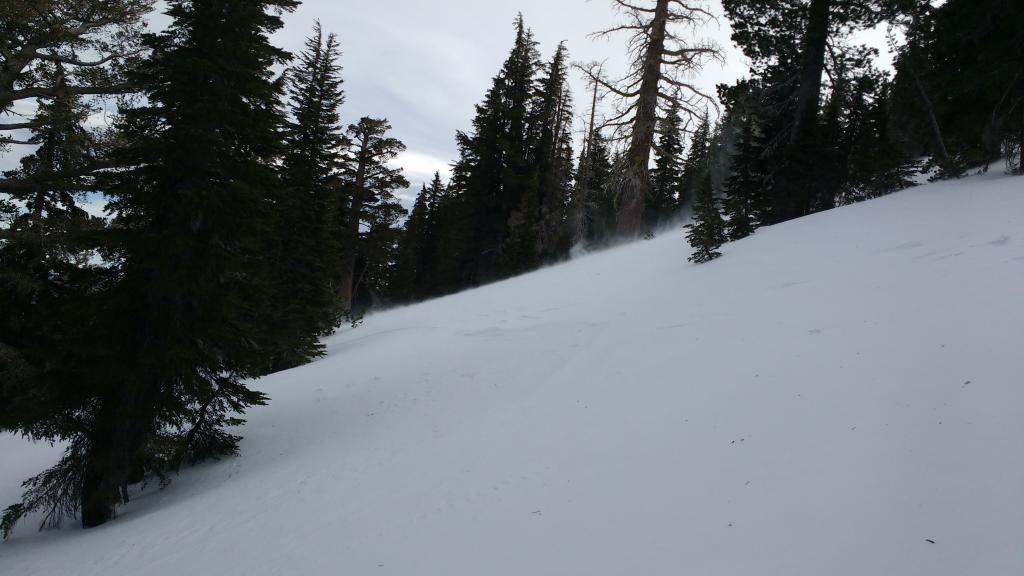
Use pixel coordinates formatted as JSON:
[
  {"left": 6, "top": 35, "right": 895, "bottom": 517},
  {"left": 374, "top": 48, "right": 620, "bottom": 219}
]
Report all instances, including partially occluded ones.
[
  {"left": 1, "top": 0, "right": 1020, "bottom": 534},
  {"left": 684, "top": 0, "right": 1023, "bottom": 261}
]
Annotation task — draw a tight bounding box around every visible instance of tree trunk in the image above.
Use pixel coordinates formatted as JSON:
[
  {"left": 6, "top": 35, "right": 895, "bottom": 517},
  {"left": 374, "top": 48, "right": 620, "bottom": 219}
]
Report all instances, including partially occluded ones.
[
  {"left": 569, "top": 67, "right": 603, "bottom": 246},
  {"left": 906, "top": 66, "right": 953, "bottom": 172},
  {"left": 80, "top": 377, "right": 156, "bottom": 528},
  {"left": 338, "top": 134, "right": 370, "bottom": 313},
  {"left": 615, "top": 0, "right": 669, "bottom": 237},
  {"left": 790, "top": 0, "right": 831, "bottom": 145},
  {"left": 770, "top": 0, "right": 831, "bottom": 223}
]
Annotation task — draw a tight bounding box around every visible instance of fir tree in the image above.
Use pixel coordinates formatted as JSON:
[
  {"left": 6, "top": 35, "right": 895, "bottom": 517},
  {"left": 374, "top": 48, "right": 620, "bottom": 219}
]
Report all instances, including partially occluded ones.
[
  {"left": 679, "top": 112, "right": 711, "bottom": 210},
  {"left": 891, "top": 0, "right": 1022, "bottom": 172},
  {"left": 450, "top": 14, "right": 542, "bottom": 283},
  {"left": 572, "top": 127, "right": 615, "bottom": 247},
  {"left": 0, "top": 66, "right": 117, "bottom": 535},
  {"left": 647, "top": 97, "right": 686, "bottom": 230},
  {"left": 585, "top": 133, "right": 616, "bottom": 246},
  {"left": 393, "top": 183, "right": 432, "bottom": 301},
  {"left": 270, "top": 21, "right": 347, "bottom": 371},
  {"left": 528, "top": 42, "right": 575, "bottom": 263},
  {"left": 337, "top": 117, "right": 409, "bottom": 314},
  {"left": 685, "top": 172, "right": 726, "bottom": 263},
  {"left": 721, "top": 117, "right": 764, "bottom": 241},
  {"left": 395, "top": 172, "right": 447, "bottom": 301},
  {"left": 2, "top": 0, "right": 300, "bottom": 532}
]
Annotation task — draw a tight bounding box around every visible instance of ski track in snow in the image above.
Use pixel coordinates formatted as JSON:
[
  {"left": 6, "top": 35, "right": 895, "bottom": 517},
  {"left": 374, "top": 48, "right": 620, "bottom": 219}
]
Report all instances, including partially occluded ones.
[{"left": 2, "top": 170, "right": 1023, "bottom": 575}]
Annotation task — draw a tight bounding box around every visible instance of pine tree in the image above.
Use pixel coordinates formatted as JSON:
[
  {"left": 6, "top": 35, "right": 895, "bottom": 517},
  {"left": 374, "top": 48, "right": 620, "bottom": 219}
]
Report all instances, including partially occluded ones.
[
  {"left": 352, "top": 190, "right": 407, "bottom": 310},
  {"left": 1, "top": 0, "right": 149, "bottom": 147},
  {"left": 679, "top": 112, "right": 711, "bottom": 211},
  {"left": 722, "top": 0, "right": 899, "bottom": 222},
  {"left": 891, "top": 0, "right": 1022, "bottom": 172},
  {"left": 270, "top": 22, "right": 347, "bottom": 371},
  {"left": 843, "top": 82, "right": 915, "bottom": 203},
  {"left": 450, "top": 14, "right": 542, "bottom": 283},
  {"left": 395, "top": 172, "right": 447, "bottom": 301},
  {"left": 1, "top": 67, "right": 118, "bottom": 536},
  {"left": 529, "top": 42, "right": 575, "bottom": 263},
  {"left": 647, "top": 97, "right": 686, "bottom": 230},
  {"left": 393, "top": 184, "right": 432, "bottom": 301},
  {"left": 722, "top": 118, "right": 761, "bottom": 240},
  {"left": 571, "top": 127, "right": 615, "bottom": 247},
  {"left": 589, "top": 135, "right": 617, "bottom": 245},
  {"left": 685, "top": 172, "right": 726, "bottom": 263},
  {"left": 1, "top": 0, "right": 300, "bottom": 532},
  {"left": 337, "top": 117, "right": 409, "bottom": 314}
]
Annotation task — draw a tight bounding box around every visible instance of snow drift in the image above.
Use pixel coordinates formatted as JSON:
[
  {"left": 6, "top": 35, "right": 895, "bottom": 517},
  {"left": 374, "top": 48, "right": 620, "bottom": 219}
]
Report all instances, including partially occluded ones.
[{"left": 2, "top": 170, "right": 1023, "bottom": 575}]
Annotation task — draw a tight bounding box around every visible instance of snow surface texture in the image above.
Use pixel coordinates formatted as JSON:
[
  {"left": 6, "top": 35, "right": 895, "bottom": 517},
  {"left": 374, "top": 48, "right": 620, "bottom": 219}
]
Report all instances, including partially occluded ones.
[{"left": 2, "top": 171, "right": 1023, "bottom": 575}]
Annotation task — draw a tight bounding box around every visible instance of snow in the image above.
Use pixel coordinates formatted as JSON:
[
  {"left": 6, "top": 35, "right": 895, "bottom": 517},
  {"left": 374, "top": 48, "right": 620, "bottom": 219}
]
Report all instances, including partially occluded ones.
[{"left": 3, "top": 170, "right": 1024, "bottom": 575}]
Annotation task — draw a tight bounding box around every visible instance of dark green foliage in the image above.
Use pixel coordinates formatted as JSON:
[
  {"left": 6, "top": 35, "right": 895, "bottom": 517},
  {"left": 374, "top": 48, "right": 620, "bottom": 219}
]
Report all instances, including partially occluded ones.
[
  {"left": 841, "top": 81, "right": 916, "bottom": 203},
  {"left": 338, "top": 117, "right": 409, "bottom": 313},
  {"left": 0, "top": 64, "right": 112, "bottom": 533},
  {"left": 527, "top": 41, "right": 575, "bottom": 264},
  {"left": 722, "top": 118, "right": 762, "bottom": 240},
  {"left": 268, "top": 22, "right": 347, "bottom": 371},
  {"left": 891, "top": 0, "right": 1024, "bottom": 173},
  {"left": 721, "top": 0, "right": 907, "bottom": 224},
  {"left": 576, "top": 129, "right": 615, "bottom": 247},
  {"left": 90, "top": 0, "right": 297, "bottom": 527},
  {"left": 1, "top": 440, "right": 87, "bottom": 539},
  {"left": 394, "top": 173, "right": 446, "bottom": 302},
  {"left": 685, "top": 172, "right": 726, "bottom": 263},
  {"left": 679, "top": 113, "right": 711, "bottom": 211},
  {"left": 2, "top": 0, "right": 298, "bottom": 533},
  {"left": 408, "top": 14, "right": 575, "bottom": 299},
  {"left": 453, "top": 13, "right": 543, "bottom": 282},
  {"left": 647, "top": 98, "right": 685, "bottom": 229}
]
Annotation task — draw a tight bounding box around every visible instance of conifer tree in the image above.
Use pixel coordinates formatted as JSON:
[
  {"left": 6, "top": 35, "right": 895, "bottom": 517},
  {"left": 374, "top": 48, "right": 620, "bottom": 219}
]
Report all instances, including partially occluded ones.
[
  {"left": 568, "top": 62, "right": 609, "bottom": 247},
  {"left": 450, "top": 14, "right": 542, "bottom": 283},
  {"left": 0, "top": 0, "right": 149, "bottom": 153},
  {"left": 722, "top": 118, "right": 762, "bottom": 240},
  {"left": 685, "top": 172, "right": 726, "bottom": 263},
  {"left": 393, "top": 184, "right": 432, "bottom": 301},
  {"left": 584, "top": 0, "right": 723, "bottom": 237},
  {"left": 0, "top": 67, "right": 107, "bottom": 459},
  {"left": 3, "top": 0, "right": 299, "bottom": 532},
  {"left": 337, "top": 117, "right": 409, "bottom": 313},
  {"left": 679, "top": 112, "right": 711, "bottom": 210},
  {"left": 843, "top": 82, "right": 914, "bottom": 203},
  {"left": 529, "top": 42, "right": 575, "bottom": 263},
  {"left": 352, "top": 190, "right": 407, "bottom": 310},
  {"left": 397, "top": 172, "right": 447, "bottom": 301},
  {"left": 647, "top": 98, "right": 686, "bottom": 230},
  {"left": 571, "top": 127, "right": 615, "bottom": 247},
  {"left": 891, "top": 0, "right": 1022, "bottom": 172},
  {"left": 270, "top": 22, "right": 347, "bottom": 371}
]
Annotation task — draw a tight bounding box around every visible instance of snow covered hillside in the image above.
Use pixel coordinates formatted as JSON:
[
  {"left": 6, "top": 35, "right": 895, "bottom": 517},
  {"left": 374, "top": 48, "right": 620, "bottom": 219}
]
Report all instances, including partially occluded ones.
[{"left": 2, "top": 171, "right": 1023, "bottom": 575}]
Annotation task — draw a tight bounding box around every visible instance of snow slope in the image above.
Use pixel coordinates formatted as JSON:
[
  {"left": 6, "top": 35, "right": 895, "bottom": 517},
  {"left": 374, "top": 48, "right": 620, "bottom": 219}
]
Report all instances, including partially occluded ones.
[{"left": 2, "top": 171, "right": 1023, "bottom": 575}]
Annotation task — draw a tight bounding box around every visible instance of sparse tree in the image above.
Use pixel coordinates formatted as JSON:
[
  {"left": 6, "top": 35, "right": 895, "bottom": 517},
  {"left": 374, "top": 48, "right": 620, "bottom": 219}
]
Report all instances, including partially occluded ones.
[
  {"left": 583, "top": 0, "right": 723, "bottom": 237},
  {"left": 337, "top": 117, "right": 408, "bottom": 313}
]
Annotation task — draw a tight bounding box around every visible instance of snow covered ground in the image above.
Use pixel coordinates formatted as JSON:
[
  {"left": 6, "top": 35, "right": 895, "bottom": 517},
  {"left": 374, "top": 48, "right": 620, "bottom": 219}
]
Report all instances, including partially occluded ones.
[{"left": 2, "top": 171, "right": 1023, "bottom": 575}]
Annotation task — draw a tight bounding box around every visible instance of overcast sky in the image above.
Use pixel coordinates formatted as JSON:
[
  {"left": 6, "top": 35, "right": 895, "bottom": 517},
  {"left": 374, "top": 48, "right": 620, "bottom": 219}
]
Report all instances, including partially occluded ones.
[
  {"left": 268, "top": 0, "right": 752, "bottom": 203},
  {"left": 3, "top": 1, "right": 890, "bottom": 208}
]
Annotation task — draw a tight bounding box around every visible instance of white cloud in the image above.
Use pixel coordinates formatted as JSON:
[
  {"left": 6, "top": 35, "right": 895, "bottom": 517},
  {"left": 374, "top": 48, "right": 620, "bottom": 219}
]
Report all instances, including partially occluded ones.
[{"left": 392, "top": 150, "right": 453, "bottom": 182}]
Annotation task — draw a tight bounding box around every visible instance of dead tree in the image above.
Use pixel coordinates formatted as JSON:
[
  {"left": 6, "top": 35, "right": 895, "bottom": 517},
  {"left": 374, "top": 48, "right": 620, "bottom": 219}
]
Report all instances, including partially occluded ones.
[
  {"left": 584, "top": 0, "right": 722, "bottom": 237},
  {"left": 568, "top": 60, "right": 610, "bottom": 246}
]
